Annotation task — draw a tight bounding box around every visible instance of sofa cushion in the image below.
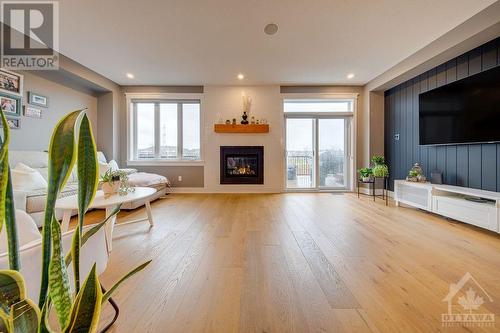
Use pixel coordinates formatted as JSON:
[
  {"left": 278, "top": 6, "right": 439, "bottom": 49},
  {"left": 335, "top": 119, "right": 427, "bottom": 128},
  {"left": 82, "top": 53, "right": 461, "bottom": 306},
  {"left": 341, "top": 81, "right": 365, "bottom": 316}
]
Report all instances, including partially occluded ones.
[
  {"left": 25, "top": 182, "right": 79, "bottom": 214},
  {"left": 0, "top": 210, "right": 41, "bottom": 254},
  {"left": 10, "top": 151, "right": 48, "bottom": 169},
  {"left": 12, "top": 163, "right": 48, "bottom": 191}
]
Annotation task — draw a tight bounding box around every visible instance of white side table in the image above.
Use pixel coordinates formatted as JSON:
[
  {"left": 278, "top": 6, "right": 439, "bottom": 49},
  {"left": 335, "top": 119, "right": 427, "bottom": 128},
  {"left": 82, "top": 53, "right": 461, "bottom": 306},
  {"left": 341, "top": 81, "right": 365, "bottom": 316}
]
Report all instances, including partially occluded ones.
[{"left": 55, "top": 187, "right": 156, "bottom": 252}]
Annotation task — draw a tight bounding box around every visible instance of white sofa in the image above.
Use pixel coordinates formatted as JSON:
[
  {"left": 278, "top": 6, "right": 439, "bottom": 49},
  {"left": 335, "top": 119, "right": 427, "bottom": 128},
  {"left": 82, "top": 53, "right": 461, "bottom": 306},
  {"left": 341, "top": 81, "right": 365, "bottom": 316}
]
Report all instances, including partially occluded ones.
[
  {"left": 0, "top": 210, "right": 108, "bottom": 302},
  {"left": 10, "top": 151, "right": 170, "bottom": 227}
]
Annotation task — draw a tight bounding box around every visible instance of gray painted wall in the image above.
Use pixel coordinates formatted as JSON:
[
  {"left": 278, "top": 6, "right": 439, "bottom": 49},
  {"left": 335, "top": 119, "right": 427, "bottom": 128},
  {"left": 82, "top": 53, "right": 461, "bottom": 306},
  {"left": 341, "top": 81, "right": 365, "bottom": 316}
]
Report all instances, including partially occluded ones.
[
  {"left": 97, "top": 92, "right": 114, "bottom": 159},
  {"left": 384, "top": 37, "right": 500, "bottom": 191},
  {"left": 9, "top": 71, "right": 98, "bottom": 151}
]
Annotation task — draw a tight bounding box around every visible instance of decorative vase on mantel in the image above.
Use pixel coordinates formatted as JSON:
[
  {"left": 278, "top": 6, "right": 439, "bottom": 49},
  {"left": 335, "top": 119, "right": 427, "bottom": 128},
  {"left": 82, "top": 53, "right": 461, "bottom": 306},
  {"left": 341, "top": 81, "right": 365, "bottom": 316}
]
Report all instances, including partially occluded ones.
[{"left": 241, "top": 111, "right": 249, "bottom": 124}]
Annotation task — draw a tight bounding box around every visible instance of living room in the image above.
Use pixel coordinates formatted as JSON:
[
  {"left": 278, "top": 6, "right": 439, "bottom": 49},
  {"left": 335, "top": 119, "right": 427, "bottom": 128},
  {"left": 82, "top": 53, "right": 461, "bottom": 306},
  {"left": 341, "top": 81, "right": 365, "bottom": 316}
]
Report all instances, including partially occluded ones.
[{"left": 1, "top": 1, "right": 500, "bottom": 332}]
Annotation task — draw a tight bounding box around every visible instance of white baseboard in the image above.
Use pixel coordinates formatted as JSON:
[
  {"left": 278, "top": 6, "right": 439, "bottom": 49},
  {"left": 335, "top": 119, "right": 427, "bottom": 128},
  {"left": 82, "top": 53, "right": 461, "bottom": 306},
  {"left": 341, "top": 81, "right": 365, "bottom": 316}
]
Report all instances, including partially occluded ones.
[{"left": 169, "top": 187, "right": 280, "bottom": 194}]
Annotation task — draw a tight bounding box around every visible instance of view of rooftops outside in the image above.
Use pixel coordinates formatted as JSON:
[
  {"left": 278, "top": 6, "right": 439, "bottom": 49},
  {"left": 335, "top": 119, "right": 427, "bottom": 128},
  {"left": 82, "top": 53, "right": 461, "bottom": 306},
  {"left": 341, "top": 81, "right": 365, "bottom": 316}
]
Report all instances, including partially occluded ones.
[{"left": 136, "top": 102, "right": 200, "bottom": 160}]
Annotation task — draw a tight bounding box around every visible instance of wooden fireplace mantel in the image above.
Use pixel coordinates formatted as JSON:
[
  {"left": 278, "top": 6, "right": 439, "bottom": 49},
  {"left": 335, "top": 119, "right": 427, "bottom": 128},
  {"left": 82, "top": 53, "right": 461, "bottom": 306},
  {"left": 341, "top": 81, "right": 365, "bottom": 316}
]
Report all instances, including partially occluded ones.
[{"left": 214, "top": 124, "right": 269, "bottom": 133}]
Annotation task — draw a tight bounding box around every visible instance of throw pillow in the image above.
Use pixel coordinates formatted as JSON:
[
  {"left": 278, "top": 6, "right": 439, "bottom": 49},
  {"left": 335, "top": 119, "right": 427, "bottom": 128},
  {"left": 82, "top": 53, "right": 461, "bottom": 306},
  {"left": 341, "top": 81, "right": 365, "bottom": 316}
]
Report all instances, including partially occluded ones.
[
  {"left": 11, "top": 163, "right": 48, "bottom": 191},
  {"left": 99, "top": 161, "right": 110, "bottom": 178},
  {"left": 108, "top": 159, "right": 119, "bottom": 171},
  {"left": 0, "top": 210, "right": 41, "bottom": 254}
]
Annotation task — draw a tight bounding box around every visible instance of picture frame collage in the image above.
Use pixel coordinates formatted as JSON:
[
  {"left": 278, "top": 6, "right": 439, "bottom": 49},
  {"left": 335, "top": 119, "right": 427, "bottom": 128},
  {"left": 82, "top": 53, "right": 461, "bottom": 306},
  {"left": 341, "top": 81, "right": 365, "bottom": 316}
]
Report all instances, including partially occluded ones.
[{"left": 0, "top": 69, "right": 49, "bottom": 129}]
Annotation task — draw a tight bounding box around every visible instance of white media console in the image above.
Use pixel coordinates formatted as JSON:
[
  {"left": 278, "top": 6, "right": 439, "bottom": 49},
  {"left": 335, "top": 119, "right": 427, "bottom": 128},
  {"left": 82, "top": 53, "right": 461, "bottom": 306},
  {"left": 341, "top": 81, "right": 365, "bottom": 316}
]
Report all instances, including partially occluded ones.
[{"left": 394, "top": 180, "right": 500, "bottom": 233}]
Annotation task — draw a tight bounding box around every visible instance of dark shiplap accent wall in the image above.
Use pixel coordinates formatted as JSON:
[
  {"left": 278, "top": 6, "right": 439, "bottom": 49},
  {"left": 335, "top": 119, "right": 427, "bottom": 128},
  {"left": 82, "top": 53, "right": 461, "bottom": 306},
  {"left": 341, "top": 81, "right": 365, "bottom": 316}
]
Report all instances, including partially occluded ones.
[{"left": 384, "top": 37, "right": 500, "bottom": 191}]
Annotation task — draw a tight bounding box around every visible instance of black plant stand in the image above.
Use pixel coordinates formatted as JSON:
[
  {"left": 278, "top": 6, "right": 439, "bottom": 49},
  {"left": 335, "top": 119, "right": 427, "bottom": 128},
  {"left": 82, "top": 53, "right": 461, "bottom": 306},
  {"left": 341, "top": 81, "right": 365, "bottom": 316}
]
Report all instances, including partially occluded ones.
[{"left": 357, "top": 177, "right": 388, "bottom": 206}]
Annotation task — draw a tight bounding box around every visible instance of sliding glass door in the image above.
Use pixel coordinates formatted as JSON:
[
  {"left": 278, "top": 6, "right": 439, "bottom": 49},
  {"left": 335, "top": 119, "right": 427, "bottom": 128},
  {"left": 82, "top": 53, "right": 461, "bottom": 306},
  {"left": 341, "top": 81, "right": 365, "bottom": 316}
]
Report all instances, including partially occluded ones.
[
  {"left": 286, "top": 118, "right": 315, "bottom": 189},
  {"left": 283, "top": 97, "right": 355, "bottom": 191},
  {"left": 318, "top": 118, "right": 346, "bottom": 188},
  {"left": 286, "top": 117, "right": 349, "bottom": 190}
]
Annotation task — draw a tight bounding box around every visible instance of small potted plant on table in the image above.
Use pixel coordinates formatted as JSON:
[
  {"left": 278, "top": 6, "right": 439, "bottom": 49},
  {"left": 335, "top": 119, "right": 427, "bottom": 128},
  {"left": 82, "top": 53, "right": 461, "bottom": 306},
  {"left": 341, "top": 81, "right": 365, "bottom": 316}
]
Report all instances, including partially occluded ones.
[{"left": 101, "top": 169, "right": 122, "bottom": 195}]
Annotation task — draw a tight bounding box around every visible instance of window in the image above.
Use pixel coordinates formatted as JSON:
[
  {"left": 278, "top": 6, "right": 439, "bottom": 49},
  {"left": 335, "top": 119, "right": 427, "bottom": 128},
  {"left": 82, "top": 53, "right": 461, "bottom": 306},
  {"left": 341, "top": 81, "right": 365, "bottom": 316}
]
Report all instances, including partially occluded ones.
[
  {"left": 130, "top": 99, "right": 201, "bottom": 162},
  {"left": 284, "top": 99, "right": 353, "bottom": 113}
]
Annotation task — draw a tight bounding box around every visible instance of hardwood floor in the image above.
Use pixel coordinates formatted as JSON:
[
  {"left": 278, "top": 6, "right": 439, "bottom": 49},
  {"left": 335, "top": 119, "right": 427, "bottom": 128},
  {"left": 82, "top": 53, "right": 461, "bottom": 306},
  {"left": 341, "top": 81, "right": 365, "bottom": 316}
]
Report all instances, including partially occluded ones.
[{"left": 77, "top": 193, "right": 500, "bottom": 332}]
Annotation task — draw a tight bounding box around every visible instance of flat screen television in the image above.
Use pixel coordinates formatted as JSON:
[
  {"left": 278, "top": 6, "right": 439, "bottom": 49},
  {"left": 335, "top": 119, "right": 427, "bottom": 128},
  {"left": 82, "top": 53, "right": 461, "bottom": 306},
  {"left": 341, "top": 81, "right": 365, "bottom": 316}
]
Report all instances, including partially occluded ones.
[{"left": 419, "top": 65, "right": 500, "bottom": 145}]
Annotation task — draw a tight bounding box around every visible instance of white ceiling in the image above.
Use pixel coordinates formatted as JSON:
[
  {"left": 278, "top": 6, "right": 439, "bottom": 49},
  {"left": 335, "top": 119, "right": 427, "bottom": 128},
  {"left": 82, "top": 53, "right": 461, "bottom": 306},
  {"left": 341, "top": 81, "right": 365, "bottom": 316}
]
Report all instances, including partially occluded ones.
[{"left": 59, "top": 0, "right": 496, "bottom": 86}]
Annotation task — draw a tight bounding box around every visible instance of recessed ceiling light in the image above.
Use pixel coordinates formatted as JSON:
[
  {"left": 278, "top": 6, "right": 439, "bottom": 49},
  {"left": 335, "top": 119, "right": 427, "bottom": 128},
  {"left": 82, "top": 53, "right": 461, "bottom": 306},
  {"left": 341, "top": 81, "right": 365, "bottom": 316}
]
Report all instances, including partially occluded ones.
[
  {"left": 347, "top": 73, "right": 355, "bottom": 79},
  {"left": 126, "top": 73, "right": 135, "bottom": 79},
  {"left": 237, "top": 73, "right": 245, "bottom": 80},
  {"left": 264, "top": 23, "right": 278, "bottom": 35}
]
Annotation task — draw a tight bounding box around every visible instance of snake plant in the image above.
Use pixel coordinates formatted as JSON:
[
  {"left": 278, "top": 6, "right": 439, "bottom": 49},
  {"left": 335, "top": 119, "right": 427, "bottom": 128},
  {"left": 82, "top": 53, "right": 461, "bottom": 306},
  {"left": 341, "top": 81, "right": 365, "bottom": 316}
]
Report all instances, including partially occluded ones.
[{"left": 0, "top": 109, "right": 151, "bottom": 332}]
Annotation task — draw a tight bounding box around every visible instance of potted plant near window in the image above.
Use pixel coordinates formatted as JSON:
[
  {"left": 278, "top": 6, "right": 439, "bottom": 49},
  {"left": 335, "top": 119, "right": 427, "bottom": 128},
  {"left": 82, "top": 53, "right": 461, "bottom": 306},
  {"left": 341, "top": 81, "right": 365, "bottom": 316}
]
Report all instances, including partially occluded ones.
[
  {"left": 371, "top": 155, "right": 389, "bottom": 178},
  {"left": 358, "top": 167, "right": 373, "bottom": 182}
]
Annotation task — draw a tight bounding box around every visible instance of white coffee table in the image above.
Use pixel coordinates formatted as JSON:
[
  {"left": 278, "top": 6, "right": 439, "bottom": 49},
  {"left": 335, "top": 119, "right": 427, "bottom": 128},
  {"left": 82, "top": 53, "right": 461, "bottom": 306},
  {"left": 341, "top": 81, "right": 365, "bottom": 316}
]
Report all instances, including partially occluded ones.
[{"left": 55, "top": 187, "right": 156, "bottom": 252}]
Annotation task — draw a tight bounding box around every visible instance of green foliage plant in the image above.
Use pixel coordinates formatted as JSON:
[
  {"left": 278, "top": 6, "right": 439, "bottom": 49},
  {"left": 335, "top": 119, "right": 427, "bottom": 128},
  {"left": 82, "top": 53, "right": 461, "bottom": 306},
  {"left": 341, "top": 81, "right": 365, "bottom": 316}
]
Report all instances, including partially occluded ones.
[{"left": 0, "top": 109, "right": 150, "bottom": 332}]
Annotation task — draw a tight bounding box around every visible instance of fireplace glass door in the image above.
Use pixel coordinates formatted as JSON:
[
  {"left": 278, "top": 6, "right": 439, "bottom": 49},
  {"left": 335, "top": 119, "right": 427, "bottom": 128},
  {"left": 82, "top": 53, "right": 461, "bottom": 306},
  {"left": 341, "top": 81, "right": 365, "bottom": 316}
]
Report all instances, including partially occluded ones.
[
  {"left": 226, "top": 155, "right": 258, "bottom": 177},
  {"left": 220, "top": 146, "right": 264, "bottom": 184}
]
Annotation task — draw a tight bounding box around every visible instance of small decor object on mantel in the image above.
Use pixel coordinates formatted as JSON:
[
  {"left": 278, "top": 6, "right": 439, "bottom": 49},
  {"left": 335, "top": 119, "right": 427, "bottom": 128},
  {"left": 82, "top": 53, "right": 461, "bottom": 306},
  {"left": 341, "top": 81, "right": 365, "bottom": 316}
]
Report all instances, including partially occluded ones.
[
  {"left": 242, "top": 94, "right": 252, "bottom": 113},
  {"left": 241, "top": 111, "right": 249, "bottom": 124},
  {"left": 225, "top": 119, "right": 231, "bottom": 124},
  {"left": 232, "top": 118, "right": 237, "bottom": 125},
  {"left": 23, "top": 105, "right": 42, "bottom": 118},
  {"left": 28, "top": 91, "right": 49, "bottom": 107}
]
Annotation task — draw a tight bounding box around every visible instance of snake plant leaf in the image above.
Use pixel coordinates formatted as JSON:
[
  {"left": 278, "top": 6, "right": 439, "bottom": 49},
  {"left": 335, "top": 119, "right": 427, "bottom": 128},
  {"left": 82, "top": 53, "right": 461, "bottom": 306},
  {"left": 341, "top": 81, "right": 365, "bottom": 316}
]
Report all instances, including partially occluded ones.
[
  {"left": 73, "top": 114, "right": 98, "bottom": 293},
  {"left": 0, "top": 270, "right": 25, "bottom": 314},
  {"left": 102, "top": 260, "right": 151, "bottom": 304},
  {"left": 39, "top": 110, "right": 81, "bottom": 308},
  {"left": 0, "top": 109, "right": 8, "bottom": 235},
  {"left": 70, "top": 228, "right": 81, "bottom": 293},
  {"left": 0, "top": 111, "right": 19, "bottom": 271},
  {"left": 48, "top": 218, "right": 72, "bottom": 330},
  {"left": 10, "top": 299, "right": 40, "bottom": 333},
  {"left": 64, "top": 205, "right": 120, "bottom": 267},
  {"left": 77, "top": 113, "right": 98, "bottom": 227},
  {"left": 40, "top": 298, "right": 56, "bottom": 333},
  {"left": 64, "top": 265, "right": 102, "bottom": 333},
  {"left": 4, "top": 167, "right": 19, "bottom": 271},
  {"left": 0, "top": 308, "right": 9, "bottom": 332}
]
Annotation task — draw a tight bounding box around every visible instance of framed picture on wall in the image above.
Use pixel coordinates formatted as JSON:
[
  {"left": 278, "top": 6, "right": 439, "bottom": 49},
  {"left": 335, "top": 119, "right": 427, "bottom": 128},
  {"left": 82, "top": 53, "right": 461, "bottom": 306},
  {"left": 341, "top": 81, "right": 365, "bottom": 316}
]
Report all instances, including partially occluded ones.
[
  {"left": 24, "top": 105, "right": 42, "bottom": 118},
  {"left": 0, "top": 93, "right": 21, "bottom": 116},
  {"left": 28, "top": 91, "right": 49, "bottom": 107},
  {"left": 0, "top": 116, "right": 20, "bottom": 129},
  {"left": 0, "top": 69, "right": 23, "bottom": 96}
]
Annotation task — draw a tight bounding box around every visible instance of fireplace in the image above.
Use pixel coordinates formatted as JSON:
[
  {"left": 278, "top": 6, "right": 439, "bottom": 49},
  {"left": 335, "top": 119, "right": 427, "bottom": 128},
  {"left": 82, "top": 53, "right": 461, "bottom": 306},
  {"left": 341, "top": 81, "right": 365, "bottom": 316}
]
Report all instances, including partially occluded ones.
[{"left": 220, "top": 146, "right": 264, "bottom": 184}]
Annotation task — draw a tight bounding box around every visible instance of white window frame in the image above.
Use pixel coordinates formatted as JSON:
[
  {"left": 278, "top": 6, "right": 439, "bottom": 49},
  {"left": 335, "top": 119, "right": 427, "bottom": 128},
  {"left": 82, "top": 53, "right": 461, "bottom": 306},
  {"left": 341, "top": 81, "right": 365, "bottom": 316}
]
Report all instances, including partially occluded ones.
[
  {"left": 126, "top": 93, "right": 204, "bottom": 166},
  {"left": 281, "top": 93, "right": 358, "bottom": 192}
]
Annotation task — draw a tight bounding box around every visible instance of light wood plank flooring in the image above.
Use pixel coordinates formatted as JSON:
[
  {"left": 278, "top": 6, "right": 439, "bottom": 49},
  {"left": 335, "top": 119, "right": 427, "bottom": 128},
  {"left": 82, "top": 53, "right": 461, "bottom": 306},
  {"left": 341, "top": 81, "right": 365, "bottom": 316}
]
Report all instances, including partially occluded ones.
[{"left": 76, "top": 193, "right": 500, "bottom": 332}]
